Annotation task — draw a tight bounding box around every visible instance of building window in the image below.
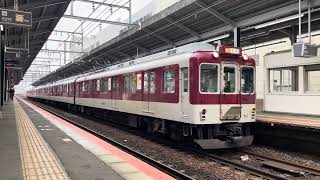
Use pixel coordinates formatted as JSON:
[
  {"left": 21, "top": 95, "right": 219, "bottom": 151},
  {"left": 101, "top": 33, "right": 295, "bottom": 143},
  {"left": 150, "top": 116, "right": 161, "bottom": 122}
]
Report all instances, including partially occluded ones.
[
  {"left": 200, "top": 64, "right": 218, "bottom": 93},
  {"left": 269, "top": 67, "right": 298, "bottom": 92},
  {"left": 241, "top": 67, "right": 254, "bottom": 93},
  {"left": 164, "top": 70, "right": 175, "bottom": 93},
  {"left": 305, "top": 65, "right": 320, "bottom": 92}
]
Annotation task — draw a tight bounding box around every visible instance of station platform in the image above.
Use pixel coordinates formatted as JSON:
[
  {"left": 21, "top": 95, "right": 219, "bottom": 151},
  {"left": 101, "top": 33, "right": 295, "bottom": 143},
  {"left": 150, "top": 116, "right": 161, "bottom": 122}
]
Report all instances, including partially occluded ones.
[
  {"left": 257, "top": 112, "right": 320, "bottom": 129},
  {"left": 0, "top": 97, "right": 173, "bottom": 180}
]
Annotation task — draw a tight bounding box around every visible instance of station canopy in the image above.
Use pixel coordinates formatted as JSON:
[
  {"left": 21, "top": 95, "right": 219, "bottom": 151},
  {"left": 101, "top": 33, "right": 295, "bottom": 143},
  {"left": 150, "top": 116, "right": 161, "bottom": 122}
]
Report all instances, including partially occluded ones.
[
  {"left": 32, "top": 0, "right": 320, "bottom": 86},
  {"left": 3, "top": 0, "right": 71, "bottom": 86}
]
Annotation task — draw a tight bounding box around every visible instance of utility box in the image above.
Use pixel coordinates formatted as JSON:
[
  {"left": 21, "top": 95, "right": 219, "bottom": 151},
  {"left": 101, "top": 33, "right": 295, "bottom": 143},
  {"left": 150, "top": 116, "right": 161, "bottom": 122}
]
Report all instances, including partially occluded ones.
[{"left": 292, "top": 43, "right": 318, "bottom": 57}]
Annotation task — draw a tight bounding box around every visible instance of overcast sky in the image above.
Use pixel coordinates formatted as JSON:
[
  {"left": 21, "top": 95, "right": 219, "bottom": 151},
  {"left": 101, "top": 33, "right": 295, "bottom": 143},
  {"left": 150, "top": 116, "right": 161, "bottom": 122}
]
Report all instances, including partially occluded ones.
[{"left": 16, "top": 0, "right": 153, "bottom": 93}]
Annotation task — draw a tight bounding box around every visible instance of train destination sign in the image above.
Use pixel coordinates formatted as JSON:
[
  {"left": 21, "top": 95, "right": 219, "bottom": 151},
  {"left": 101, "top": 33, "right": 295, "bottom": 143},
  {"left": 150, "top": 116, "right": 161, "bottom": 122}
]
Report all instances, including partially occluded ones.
[{"left": 0, "top": 8, "right": 32, "bottom": 27}]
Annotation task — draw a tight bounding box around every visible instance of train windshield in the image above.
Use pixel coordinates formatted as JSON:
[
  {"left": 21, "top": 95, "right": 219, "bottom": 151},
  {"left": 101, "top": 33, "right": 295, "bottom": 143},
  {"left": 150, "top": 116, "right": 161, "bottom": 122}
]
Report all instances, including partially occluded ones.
[
  {"left": 200, "top": 64, "right": 218, "bottom": 93},
  {"left": 241, "top": 67, "right": 254, "bottom": 93},
  {"left": 223, "top": 67, "right": 236, "bottom": 93}
]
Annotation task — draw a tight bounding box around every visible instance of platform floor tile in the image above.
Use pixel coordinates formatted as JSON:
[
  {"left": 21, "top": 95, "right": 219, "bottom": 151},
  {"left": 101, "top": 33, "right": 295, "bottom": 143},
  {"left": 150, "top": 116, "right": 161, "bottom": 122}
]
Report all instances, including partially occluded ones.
[
  {"left": 109, "top": 162, "right": 140, "bottom": 175},
  {"left": 99, "top": 154, "right": 127, "bottom": 164},
  {"left": 122, "top": 172, "right": 154, "bottom": 180},
  {"left": 15, "top": 100, "right": 70, "bottom": 180}
]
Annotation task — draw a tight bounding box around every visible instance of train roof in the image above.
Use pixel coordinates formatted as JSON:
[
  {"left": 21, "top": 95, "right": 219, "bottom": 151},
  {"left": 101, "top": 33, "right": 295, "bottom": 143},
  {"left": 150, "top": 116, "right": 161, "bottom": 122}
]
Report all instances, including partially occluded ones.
[{"left": 36, "top": 42, "right": 216, "bottom": 88}]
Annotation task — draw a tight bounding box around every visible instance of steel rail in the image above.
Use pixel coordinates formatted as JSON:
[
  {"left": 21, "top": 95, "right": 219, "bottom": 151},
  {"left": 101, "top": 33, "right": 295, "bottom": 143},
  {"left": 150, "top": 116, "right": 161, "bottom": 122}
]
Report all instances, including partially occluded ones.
[
  {"left": 240, "top": 150, "right": 320, "bottom": 176},
  {"left": 23, "top": 98, "right": 194, "bottom": 180},
  {"left": 191, "top": 149, "right": 289, "bottom": 180}
]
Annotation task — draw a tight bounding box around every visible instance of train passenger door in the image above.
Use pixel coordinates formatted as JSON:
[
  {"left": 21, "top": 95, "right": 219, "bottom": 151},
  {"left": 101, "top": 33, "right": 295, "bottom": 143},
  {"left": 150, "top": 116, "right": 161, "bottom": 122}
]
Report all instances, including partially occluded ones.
[
  {"left": 142, "top": 72, "right": 149, "bottom": 112},
  {"left": 180, "top": 68, "right": 189, "bottom": 118},
  {"left": 111, "top": 76, "right": 119, "bottom": 109},
  {"left": 142, "top": 71, "right": 155, "bottom": 113},
  {"left": 220, "top": 63, "right": 241, "bottom": 120}
]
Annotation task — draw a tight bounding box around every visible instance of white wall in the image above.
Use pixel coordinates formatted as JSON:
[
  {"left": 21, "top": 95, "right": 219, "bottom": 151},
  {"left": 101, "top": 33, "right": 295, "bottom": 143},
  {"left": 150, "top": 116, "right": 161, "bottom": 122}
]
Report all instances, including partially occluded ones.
[
  {"left": 263, "top": 46, "right": 320, "bottom": 115},
  {"left": 264, "top": 93, "right": 320, "bottom": 115}
]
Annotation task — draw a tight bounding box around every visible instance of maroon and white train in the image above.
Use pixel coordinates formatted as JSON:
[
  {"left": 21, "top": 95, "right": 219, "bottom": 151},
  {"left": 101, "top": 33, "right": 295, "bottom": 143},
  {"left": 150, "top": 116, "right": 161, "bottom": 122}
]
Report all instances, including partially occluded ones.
[{"left": 27, "top": 43, "right": 256, "bottom": 149}]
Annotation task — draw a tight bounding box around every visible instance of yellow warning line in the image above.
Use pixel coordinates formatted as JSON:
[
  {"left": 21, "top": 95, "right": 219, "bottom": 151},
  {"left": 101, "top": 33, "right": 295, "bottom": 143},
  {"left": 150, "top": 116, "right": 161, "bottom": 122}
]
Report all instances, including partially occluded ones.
[{"left": 14, "top": 99, "right": 70, "bottom": 180}]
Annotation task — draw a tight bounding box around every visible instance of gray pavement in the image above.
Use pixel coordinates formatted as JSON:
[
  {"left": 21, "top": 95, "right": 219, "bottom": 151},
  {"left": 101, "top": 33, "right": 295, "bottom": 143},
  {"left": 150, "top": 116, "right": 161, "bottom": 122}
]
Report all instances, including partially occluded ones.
[
  {"left": 0, "top": 100, "right": 22, "bottom": 180},
  {"left": 17, "top": 99, "right": 123, "bottom": 180}
]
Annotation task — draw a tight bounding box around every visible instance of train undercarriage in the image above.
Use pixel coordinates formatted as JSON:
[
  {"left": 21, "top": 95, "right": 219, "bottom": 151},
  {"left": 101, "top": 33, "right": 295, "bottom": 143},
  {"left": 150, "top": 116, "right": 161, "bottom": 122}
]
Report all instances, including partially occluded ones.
[{"left": 33, "top": 98, "right": 254, "bottom": 149}]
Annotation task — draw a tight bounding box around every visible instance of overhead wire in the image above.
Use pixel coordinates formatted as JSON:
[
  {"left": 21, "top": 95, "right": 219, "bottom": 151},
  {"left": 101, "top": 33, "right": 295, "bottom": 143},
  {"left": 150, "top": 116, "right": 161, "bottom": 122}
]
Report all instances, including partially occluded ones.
[
  {"left": 54, "top": 0, "right": 122, "bottom": 51},
  {"left": 70, "top": 0, "right": 128, "bottom": 50},
  {"left": 80, "top": 0, "right": 123, "bottom": 36},
  {"left": 37, "top": 0, "right": 227, "bottom": 82},
  {"left": 36, "top": 0, "right": 126, "bottom": 70}
]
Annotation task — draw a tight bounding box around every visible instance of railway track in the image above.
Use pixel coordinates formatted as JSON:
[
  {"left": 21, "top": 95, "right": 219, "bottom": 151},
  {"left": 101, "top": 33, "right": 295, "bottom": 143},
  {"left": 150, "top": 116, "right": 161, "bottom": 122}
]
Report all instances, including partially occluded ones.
[
  {"left": 23, "top": 98, "right": 195, "bottom": 180},
  {"left": 24, "top": 98, "right": 320, "bottom": 180},
  {"left": 192, "top": 149, "right": 289, "bottom": 180},
  {"left": 240, "top": 150, "right": 320, "bottom": 177}
]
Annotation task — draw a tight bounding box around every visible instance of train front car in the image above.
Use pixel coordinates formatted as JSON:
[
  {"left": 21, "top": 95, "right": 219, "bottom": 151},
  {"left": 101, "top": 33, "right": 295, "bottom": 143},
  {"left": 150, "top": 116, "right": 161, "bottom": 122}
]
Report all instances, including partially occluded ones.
[{"left": 187, "top": 46, "right": 256, "bottom": 149}]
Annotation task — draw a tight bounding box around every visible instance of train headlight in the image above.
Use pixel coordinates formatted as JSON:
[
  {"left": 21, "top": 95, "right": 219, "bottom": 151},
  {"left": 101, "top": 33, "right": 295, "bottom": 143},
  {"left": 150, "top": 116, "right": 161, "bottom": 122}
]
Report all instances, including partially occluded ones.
[
  {"left": 251, "top": 108, "right": 256, "bottom": 113},
  {"left": 242, "top": 54, "right": 249, "bottom": 61},
  {"left": 212, "top": 51, "right": 220, "bottom": 58}
]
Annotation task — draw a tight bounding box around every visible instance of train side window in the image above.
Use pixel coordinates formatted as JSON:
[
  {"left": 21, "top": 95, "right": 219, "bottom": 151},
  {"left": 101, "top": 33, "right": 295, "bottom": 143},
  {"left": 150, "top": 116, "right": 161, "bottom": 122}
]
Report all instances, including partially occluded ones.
[
  {"left": 143, "top": 72, "right": 149, "bottom": 94},
  {"left": 223, "top": 67, "right": 236, "bottom": 93},
  {"left": 200, "top": 64, "right": 218, "bottom": 93},
  {"left": 164, "top": 70, "right": 174, "bottom": 93},
  {"left": 124, "top": 75, "right": 130, "bottom": 93},
  {"left": 96, "top": 79, "right": 100, "bottom": 91},
  {"left": 82, "top": 82, "right": 89, "bottom": 92},
  {"left": 100, "top": 79, "right": 108, "bottom": 92},
  {"left": 150, "top": 72, "right": 156, "bottom": 93},
  {"left": 182, "top": 68, "right": 188, "bottom": 92},
  {"left": 108, "top": 78, "right": 112, "bottom": 91},
  {"left": 241, "top": 67, "right": 254, "bottom": 93},
  {"left": 137, "top": 73, "right": 142, "bottom": 90},
  {"left": 112, "top": 77, "right": 119, "bottom": 91},
  {"left": 130, "top": 74, "right": 137, "bottom": 93}
]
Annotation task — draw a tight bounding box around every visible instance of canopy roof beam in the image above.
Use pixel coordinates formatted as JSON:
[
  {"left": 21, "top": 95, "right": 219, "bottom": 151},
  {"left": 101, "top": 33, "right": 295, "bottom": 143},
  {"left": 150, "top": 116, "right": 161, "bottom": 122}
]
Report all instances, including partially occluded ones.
[
  {"left": 195, "top": 1, "right": 235, "bottom": 27},
  {"left": 63, "top": 15, "right": 140, "bottom": 28},
  {"left": 166, "top": 17, "right": 200, "bottom": 38}
]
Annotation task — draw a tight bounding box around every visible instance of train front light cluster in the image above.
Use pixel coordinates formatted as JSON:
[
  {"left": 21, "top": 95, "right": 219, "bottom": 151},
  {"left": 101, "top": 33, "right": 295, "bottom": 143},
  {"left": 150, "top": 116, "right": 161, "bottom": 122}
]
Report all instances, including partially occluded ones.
[
  {"left": 242, "top": 54, "right": 249, "bottom": 61},
  {"left": 212, "top": 51, "right": 220, "bottom": 58},
  {"left": 251, "top": 108, "right": 256, "bottom": 119}
]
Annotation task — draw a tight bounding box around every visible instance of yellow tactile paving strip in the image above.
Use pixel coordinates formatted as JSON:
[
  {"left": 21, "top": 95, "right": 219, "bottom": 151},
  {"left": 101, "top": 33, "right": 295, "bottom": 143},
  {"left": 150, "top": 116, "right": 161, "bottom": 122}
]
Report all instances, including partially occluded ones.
[{"left": 14, "top": 99, "right": 70, "bottom": 180}]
